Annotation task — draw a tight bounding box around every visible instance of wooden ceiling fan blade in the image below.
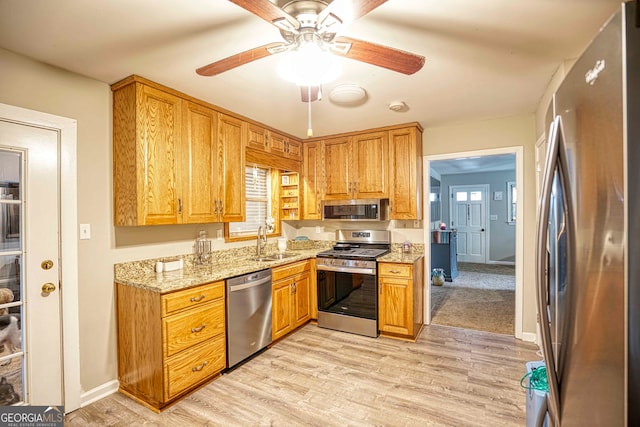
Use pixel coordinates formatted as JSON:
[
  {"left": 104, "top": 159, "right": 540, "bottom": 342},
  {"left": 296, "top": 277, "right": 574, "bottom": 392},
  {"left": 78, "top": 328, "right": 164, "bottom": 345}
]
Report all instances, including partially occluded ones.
[
  {"left": 318, "top": 0, "right": 388, "bottom": 32},
  {"left": 300, "top": 86, "right": 321, "bottom": 103},
  {"left": 333, "top": 36, "right": 425, "bottom": 75},
  {"left": 228, "top": 0, "right": 299, "bottom": 32},
  {"left": 196, "top": 42, "right": 287, "bottom": 76}
]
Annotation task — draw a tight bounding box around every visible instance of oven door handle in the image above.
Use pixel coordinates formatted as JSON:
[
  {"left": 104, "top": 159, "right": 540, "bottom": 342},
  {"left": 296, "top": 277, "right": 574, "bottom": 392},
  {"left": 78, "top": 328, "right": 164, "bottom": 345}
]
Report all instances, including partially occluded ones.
[{"left": 316, "top": 264, "right": 376, "bottom": 275}]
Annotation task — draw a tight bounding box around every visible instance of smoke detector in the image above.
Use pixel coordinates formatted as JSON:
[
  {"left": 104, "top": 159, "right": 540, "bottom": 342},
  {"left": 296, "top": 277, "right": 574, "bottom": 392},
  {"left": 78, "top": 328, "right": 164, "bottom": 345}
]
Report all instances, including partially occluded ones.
[{"left": 388, "top": 101, "right": 407, "bottom": 112}]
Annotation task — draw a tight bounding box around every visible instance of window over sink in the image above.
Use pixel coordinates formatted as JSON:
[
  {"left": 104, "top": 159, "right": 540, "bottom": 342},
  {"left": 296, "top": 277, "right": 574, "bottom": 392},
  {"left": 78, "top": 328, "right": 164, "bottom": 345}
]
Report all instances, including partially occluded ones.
[{"left": 225, "top": 165, "right": 280, "bottom": 241}]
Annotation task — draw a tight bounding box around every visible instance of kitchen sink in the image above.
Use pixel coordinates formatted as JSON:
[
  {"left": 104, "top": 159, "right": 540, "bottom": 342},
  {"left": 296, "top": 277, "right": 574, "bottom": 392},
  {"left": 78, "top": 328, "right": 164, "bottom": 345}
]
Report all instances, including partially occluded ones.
[{"left": 249, "top": 253, "right": 297, "bottom": 262}]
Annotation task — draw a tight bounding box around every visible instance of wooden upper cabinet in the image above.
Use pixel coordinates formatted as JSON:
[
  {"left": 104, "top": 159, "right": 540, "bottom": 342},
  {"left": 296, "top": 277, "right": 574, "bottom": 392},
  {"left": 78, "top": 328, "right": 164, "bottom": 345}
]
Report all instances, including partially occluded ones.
[
  {"left": 389, "top": 126, "right": 423, "bottom": 220},
  {"left": 112, "top": 76, "right": 246, "bottom": 225},
  {"left": 322, "top": 136, "right": 352, "bottom": 200},
  {"left": 113, "top": 82, "right": 182, "bottom": 226},
  {"left": 301, "top": 141, "right": 323, "bottom": 220},
  {"left": 246, "top": 125, "right": 301, "bottom": 161},
  {"left": 351, "top": 131, "right": 388, "bottom": 199},
  {"left": 217, "top": 113, "right": 245, "bottom": 222},
  {"left": 269, "top": 131, "right": 301, "bottom": 161},
  {"left": 182, "top": 102, "right": 217, "bottom": 224},
  {"left": 246, "top": 123, "right": 267, "bottom": 151},
  {"left": 322, "top": 132, "right": 388, "bottom": 200}
]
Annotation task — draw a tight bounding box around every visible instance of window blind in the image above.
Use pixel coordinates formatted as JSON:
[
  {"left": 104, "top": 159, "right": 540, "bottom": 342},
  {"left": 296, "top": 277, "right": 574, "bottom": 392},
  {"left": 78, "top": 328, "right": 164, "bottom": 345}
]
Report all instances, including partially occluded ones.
[{"left": 229, "top": 166, "right": 270, "bottom": 236}]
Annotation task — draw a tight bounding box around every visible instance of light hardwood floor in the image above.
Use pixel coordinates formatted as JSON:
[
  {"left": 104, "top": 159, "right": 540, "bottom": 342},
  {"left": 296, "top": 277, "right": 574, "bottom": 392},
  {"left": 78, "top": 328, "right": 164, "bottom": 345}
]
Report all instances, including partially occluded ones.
[{"left": 66, "top": 324, "right": 540, "bottom": 426}]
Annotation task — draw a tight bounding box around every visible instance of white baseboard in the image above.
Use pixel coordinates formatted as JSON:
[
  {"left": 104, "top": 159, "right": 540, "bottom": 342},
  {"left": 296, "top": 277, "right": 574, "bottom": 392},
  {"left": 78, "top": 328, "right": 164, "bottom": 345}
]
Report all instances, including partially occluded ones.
[
  {"left": 486, "top": 260, "right": 516, "bottom": 266},
  {"left": 80, "top": 380, "right": 119, "bottom": 408},
  {"left": 521, "top": 331, "right": 538, "bottom": 343}
]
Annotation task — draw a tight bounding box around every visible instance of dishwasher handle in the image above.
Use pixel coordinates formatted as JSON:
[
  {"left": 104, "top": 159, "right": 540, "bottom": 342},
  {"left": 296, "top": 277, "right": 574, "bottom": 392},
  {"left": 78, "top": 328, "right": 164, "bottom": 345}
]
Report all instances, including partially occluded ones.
[{"left": 228, "top": 275, "right": 271, "bottom": 292}]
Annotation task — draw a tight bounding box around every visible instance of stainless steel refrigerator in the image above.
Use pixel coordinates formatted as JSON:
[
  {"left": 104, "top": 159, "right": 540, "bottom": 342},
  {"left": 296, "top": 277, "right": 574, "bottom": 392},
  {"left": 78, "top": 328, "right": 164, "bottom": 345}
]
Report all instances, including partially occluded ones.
[{"left": 536, "top": 1, "right": 639, "bottom": 425}]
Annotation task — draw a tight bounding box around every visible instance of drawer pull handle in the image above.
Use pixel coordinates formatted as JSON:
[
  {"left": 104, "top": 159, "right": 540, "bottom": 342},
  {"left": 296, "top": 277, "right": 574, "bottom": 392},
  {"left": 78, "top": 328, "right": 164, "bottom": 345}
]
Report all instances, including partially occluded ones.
[
  {"left": 191, "top": 324, "right": 206, "bottom": 333},
  {"left": 190, "top": 295, "right": 206, "bottom": 303},
  {"left": 192, "top": 361, "right": 207, "bottom": 372},
  {"left": 390, "top": 270, "right": 401, "bottom": 274}
]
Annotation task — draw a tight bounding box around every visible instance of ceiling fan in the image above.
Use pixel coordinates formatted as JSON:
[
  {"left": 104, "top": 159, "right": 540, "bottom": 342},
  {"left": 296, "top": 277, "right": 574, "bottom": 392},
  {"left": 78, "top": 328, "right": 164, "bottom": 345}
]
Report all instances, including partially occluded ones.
[{"left": 196, "top": 0, "right": 426, "bottom": 102}]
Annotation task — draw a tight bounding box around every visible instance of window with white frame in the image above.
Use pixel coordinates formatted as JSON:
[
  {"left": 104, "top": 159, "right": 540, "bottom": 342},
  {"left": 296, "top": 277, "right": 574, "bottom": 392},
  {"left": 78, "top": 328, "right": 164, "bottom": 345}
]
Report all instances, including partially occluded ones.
[
  {"left": 507, "top": 181, "right": 517, "bottom": 224},
  {"left": 228, "top": 166, "right": 272, "bottom": 237}
]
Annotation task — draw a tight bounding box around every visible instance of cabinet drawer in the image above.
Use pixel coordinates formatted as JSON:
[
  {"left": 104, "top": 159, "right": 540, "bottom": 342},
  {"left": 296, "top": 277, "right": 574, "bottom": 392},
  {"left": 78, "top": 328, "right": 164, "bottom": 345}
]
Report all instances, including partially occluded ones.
[
  {"left": 378, "top": 263, "right": 412, "bottom": 278},
  {"left": 163, "top": 299, "right": 225, "bottom": 357},
  {"left": 164, "top": 334, "right": 226, "bottom": 400},
  {"left": 162, "top": 281, "right": 224, "bottom": 316},
  {"left": 272, "top": 260, "right": 311, "bottom": 281}
]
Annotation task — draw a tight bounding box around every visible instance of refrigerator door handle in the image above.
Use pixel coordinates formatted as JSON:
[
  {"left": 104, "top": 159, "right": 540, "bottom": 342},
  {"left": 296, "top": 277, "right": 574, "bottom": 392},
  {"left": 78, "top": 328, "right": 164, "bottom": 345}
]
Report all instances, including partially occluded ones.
[{"left": 535, "top": 114, "right": 563, "bottom": 427}]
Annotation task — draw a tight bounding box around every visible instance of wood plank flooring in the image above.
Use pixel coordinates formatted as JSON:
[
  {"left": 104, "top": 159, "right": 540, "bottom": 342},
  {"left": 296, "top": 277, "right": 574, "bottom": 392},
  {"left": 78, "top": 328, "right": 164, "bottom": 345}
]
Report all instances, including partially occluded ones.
[{"left": 65, "top": 324, "right": 540, "bottom": 426}]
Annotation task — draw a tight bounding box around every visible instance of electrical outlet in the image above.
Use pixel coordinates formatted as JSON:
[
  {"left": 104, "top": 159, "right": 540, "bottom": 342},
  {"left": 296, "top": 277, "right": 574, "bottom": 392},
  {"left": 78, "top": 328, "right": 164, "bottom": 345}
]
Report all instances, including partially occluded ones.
[
  {"left": 216, "top": 229, "right": 223, "bottom": 240},
  {"left": 413, "top": 220, "right": 420, "bottom": 228},
  {"left": 316, "top": 226, "right": 322, "bottom": 233}
]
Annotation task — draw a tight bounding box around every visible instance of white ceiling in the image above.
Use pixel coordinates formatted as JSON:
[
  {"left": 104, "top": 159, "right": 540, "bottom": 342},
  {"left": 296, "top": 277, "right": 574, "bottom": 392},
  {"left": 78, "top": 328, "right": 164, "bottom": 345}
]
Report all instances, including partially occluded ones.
[
  {"left": 431, "top": 153, "right": 515, "bottom": 176},
  {"left": 0, "top": 0, "right": 621, "bottom": 139}
]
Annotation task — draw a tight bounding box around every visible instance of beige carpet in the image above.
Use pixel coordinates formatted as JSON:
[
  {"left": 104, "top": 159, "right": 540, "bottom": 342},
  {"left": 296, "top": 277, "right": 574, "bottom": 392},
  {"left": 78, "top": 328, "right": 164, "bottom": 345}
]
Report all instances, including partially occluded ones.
[{"left": 430, "top": 263, "right": 515, "bottom": 335}]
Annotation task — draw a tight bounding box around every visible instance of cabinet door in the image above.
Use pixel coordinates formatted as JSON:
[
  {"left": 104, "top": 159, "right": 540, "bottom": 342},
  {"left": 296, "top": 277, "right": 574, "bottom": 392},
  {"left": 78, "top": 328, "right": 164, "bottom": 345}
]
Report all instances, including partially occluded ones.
[
  {"left": 138, "top": 84, "right": 183, "bottom": 225},
  {"left": 217, "top": 113, "right": 245, "bottom": 222},
  {"left": 272, "top": 279, "right": 293, "bottom": 341},
  {"left": 323, "top": 136, "right": 352, "bottom": 199},
  {"left": 378, "top": 276, "right": 413, "bottom": 336},
  {"left": 182, "top": 102, "right": 217, "bottom": 223},
  {"left": 292, "top": 271, "right": 311, "bottom": 327},
  {"left": 389, "top": 127, "right": 423, "bottom": 219},
  {"left": 285, "top": 139, "right": 302, "bottom": 161},
  {"left": 352, "top": 131, "right": 388, "bottom": 199},
  {"left": 247, "top": 123, "right": 267, "bottom": 151},
  {"left": 268, "top": 131, "right": 287, "bottom": 156},
  {"left": 302, "top": 141, "right": 322, "bottom": 219}
]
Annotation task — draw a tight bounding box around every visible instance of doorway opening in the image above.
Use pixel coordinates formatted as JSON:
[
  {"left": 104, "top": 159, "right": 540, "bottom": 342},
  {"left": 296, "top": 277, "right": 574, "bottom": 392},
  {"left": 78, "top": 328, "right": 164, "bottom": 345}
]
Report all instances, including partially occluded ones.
[{"left": 424, "top": 148, "right": 523, "bottom": 337}]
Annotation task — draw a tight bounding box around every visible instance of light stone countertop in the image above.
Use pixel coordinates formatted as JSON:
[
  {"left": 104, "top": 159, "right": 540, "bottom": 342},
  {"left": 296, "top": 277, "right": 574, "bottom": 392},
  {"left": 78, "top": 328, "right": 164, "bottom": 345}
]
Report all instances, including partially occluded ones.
[
  {"left": 114, "top": 241, "right": 424, "bottom": 294},
  {"left": 114, "top": 249, "right": 319, "bottom": 293}
]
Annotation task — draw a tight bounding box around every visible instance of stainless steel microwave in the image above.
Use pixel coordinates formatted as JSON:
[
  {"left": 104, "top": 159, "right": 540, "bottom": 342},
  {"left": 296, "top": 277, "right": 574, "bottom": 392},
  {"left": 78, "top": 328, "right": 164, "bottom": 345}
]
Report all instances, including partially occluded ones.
[{"left": 321, "top": 199, "right": 389, "bottom": 221}]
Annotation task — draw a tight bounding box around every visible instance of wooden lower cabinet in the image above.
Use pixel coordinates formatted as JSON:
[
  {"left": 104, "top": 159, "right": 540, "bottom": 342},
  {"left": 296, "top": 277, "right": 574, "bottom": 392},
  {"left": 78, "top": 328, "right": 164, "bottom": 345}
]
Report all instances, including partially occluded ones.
[
  {"left": 272, "top": 260, "right": 312, "bottom": 341},
  {"left": 378, "top": 258, "right": 424, "bottom": 340},
  {"left": 116, "top": 280, "right": 226, "bottom": 411}
]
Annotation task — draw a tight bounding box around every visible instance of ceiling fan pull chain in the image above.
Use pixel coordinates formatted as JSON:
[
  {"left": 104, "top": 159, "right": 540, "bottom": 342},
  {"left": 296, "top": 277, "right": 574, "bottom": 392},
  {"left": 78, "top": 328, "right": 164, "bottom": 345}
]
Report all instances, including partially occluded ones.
[{"left": 307, "top": 85, "right": 313, "bottom": 137}]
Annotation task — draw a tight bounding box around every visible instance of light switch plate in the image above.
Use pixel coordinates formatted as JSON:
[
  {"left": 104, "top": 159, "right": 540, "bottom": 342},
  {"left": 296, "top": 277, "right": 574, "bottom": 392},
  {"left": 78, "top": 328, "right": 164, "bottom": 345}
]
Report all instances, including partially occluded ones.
[
  {"left": 79, "top": 223, "right": 91, "bottom": 240},
  {"left": 490, "top": 215, "right": 498, "bottom": 221}
]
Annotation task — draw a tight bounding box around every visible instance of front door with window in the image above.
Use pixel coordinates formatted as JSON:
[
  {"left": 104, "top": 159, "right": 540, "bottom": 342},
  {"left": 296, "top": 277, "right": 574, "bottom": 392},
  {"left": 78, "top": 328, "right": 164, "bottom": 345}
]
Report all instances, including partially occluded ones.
[
  {"left": 0, "top": 119, "right": 62, "bottom": 405},
  {"left": 450, "top": 185, "right": 488, "bottom": 263}
]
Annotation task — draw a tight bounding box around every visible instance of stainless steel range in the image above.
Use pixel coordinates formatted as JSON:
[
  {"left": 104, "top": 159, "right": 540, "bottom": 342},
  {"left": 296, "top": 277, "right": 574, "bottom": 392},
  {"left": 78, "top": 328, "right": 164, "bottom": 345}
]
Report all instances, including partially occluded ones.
[{"left": 316, "top": 229, "right": 391, "bottom": 338}]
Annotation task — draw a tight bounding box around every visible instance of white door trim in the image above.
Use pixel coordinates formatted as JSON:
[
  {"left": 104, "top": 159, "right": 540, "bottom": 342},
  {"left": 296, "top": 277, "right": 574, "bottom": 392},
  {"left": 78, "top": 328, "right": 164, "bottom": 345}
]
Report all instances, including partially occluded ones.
[
  {"left": 0, "top": 103, "right": 80, "bottom": 411},
  {"left": 424, "top": 146, "right": 524, "bottom": 340}
]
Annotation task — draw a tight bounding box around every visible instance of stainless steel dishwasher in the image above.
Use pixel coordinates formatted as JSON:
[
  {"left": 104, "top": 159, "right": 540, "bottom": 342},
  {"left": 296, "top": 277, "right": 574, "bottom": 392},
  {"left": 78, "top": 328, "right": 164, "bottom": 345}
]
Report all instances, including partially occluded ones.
[{"left": 226, "top": 269, "right": 273, "bottom": 368}]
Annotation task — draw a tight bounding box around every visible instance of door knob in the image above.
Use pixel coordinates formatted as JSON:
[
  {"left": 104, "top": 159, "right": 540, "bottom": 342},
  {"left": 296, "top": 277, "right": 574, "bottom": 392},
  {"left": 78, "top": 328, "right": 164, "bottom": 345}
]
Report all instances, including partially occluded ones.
[{"left": 42, "top": 282, "right": 56, "bottom": 295}]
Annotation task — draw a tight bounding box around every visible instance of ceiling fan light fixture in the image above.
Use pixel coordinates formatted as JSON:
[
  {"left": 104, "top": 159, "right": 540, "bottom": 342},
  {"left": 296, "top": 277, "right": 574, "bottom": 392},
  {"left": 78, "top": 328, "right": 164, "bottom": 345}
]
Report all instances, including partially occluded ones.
[{"left": 276, "top": 41, "right": 342, "bottom": 86}]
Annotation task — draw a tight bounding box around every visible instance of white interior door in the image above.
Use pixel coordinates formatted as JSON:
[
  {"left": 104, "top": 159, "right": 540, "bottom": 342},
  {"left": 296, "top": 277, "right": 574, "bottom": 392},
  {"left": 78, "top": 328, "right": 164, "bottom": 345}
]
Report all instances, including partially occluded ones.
[
  {"left": 450, "top": 185, "right": 487, "bottom": 263},
  {"left": 0, "top": 119, "right": 62, "bottom": 405}
]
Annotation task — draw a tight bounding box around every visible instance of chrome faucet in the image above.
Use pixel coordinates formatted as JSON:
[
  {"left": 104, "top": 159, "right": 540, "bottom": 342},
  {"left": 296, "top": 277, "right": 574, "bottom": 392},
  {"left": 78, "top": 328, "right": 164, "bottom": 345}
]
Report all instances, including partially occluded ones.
[{"left": 256, "top": 225, "right": 267, "bottom": 256}]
